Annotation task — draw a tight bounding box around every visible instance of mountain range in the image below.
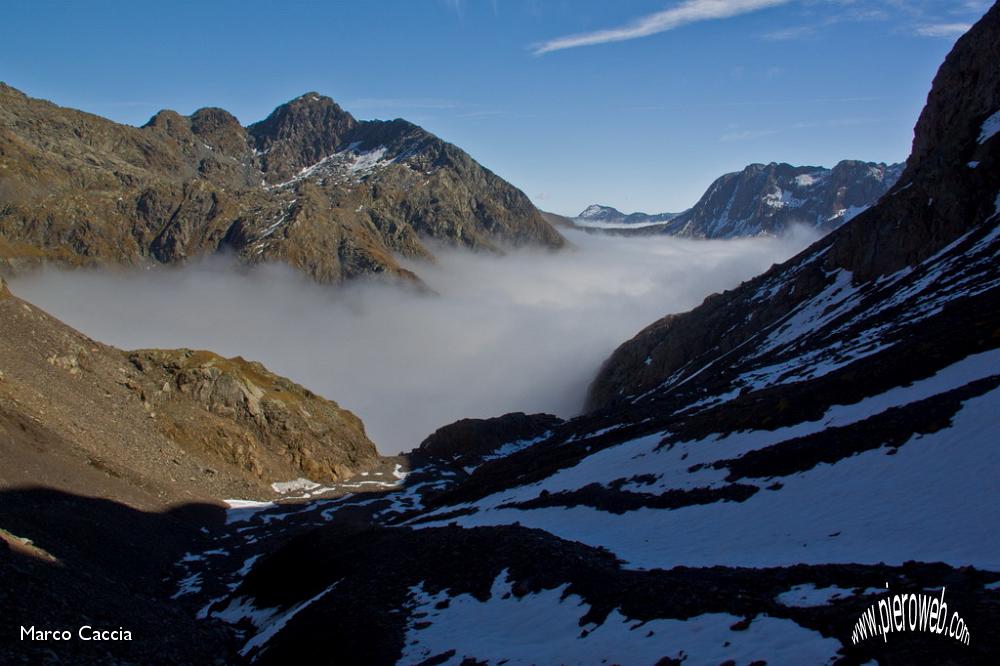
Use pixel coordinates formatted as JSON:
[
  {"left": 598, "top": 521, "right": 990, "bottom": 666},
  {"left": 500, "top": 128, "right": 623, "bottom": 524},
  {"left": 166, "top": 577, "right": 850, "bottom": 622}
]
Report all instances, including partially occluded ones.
[
  {"left": 574, "top": 204, "right": 682, "bottom": 228},
  {"left": 0, "top": 86, "right": 564, "bottom": 285},
  {"left": 575, "top": 160, "right": 903, "bottom": 238},
  {"left": 3, "top": 2, "right": 1000, "bottom": 664}
]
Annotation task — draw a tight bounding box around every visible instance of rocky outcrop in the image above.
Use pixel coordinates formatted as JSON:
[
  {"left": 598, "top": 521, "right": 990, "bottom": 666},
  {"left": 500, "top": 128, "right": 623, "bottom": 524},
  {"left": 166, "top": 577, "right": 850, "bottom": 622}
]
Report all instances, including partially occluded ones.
[
  {"left": 129, "top": 350, "right": 378, "bottom": 483},
  {"left": 415, "top": 412, "right": 563, "bottom": 464},
  {"left": 0, "top": 87, "right": 564, "bottom": 284},
  {"left": 0, "top": 282, "right": 379, "bottom": 504}
]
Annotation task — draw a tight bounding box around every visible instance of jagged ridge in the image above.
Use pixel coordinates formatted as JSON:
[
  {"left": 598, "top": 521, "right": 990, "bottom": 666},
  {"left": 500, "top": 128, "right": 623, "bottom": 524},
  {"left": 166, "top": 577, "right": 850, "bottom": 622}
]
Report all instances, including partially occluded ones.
[{"left": 0, "top": 88, "right": 564, "bottom": 284}]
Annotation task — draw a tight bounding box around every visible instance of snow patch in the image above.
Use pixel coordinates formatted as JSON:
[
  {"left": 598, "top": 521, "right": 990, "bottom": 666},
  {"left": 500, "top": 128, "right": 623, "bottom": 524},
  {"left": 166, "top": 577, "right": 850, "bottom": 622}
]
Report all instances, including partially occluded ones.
[
  {"left": 224, "top": 499, "right": 277, "bottom": 525},
  {"left": 271, "top": 478, "right": 320, "bottom": 494},
  {"left": 979, "top": 109, "right": 1000, "bottom": 144},
  {"left": 419, "top": 370, "right": 1000, "bottom": 571},
  {"left": 400, "top": 572, "right": 840, "bottom": 665},
  {"left": 240, "top": 583, "right": 339, "bottom": 658},
  {"left": 776, "top": 584, "right": 855, "bottom": 608}
]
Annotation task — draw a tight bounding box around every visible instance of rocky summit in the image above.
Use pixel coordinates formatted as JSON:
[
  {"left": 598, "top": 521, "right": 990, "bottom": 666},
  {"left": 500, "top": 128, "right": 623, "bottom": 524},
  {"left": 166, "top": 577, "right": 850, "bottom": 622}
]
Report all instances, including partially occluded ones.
[{"left": 0, "top": 87, "right": 564, "bottom": 284}]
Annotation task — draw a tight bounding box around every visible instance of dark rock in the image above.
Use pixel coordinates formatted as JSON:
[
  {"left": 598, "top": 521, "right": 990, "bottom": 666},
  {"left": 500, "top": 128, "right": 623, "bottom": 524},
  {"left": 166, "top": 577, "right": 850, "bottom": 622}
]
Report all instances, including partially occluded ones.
[{"left": 416, "top": 412, "right": 564, "bottom": 463}]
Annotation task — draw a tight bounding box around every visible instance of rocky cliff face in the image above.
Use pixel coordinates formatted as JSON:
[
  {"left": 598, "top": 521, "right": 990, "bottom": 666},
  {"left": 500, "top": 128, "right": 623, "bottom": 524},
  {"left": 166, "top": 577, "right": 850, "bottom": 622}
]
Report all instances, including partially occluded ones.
[{"left": 0, "top": 87, "right": 564, "bottom": 284}]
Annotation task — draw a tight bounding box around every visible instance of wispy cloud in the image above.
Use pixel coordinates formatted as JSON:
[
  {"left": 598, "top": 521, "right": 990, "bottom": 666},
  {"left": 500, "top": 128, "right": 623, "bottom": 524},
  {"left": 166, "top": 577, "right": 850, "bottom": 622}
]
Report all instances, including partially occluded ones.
[
  {"left": 913, "top": 22, "right": 972, "bottom": 38},
  {"left": 792, "top": 117, "right": 883, "bottom": 129},
  {"left": 761, "top": 24, "right": 815, "bottom": 40},
  {"left": 719, "top": 128, "right": 782, "bottom": 142},
  {"left": 345, "top": 97, "right": 462, "bottom": 111},
  {"left": 533, "top": 0, "right": 793, "bottom": 55},
  {"left": 719, "top": 116, "right": 883, "bottom": 141},
  {"left": 627, "top": 95, "right": 884, "bottom": 113}
]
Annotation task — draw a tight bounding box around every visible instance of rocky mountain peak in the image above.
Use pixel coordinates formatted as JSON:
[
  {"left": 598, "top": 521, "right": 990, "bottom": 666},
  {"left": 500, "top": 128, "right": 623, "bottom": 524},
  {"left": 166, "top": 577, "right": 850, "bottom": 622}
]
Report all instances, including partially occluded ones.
[
  {"left": 142, "top": 108, "right": 190, "bottom": 134},
  {"left": 247, "top": 92, "right": 358, "bottom": 181},
  {"left": 578, "top": 204, "right": 626, "bottom": 221},
  {"left": 189, "top": 107, "right": 248, "bottom": 157}
]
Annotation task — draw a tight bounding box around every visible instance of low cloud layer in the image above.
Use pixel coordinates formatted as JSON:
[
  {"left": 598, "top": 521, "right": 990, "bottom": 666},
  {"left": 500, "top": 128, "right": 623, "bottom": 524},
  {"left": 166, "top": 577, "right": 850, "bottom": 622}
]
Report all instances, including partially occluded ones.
[{"left": 11, "top": 228, "right": 818, "bottom": 454}]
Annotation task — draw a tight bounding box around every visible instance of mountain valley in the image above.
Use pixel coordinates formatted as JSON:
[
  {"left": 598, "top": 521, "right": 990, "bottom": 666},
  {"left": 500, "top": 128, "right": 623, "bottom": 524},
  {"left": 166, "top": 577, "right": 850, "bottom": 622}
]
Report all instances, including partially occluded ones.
[{"left": 2, "top": 2, "right": 1000, "bottom": 665}]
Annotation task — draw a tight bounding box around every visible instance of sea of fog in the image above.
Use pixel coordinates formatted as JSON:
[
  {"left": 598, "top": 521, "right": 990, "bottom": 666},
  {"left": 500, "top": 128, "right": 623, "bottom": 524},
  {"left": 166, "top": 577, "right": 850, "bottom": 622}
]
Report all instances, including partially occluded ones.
[{"left": 11, "top": 227, "right": 819, "bottom": 454}]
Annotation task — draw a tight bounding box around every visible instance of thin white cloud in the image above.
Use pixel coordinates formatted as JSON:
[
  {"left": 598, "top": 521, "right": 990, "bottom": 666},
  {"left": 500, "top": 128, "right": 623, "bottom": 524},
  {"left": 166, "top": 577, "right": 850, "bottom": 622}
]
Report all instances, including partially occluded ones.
[
  {"left": 533, "top": 0, "right": 794, "bottom": 55},
  {"left": 761, "top": 24, "right": 815, "bottom": 40},
  {"left": 345, "top": 98, "right": 462, "bottom": 110},
  {"left": 913, "top": 22, "right": 971, "bottom": 38},
  {"left": 719, "top": 128, "right": 782, "bottom": 141}
]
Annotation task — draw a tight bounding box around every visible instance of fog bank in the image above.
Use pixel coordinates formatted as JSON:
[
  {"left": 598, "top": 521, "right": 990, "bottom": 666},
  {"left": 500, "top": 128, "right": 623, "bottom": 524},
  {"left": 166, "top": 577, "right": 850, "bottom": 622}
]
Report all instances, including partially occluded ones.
[{"left": 11, "top": 228, "right": 818, "bottom": 454}]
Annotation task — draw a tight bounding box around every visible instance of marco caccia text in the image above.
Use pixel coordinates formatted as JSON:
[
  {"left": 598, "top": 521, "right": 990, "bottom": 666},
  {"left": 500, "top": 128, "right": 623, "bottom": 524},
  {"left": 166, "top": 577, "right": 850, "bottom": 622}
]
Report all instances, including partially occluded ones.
[{"left": 21, "top": 626, "right": 132, "bottom": 641}]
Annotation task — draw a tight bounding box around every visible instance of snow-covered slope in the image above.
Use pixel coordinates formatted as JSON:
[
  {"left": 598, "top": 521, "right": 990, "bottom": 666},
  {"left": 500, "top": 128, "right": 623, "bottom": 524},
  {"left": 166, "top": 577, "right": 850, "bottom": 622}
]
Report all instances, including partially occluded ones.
[{"left": 172, "top": 6, "right": 1000, "bottom": 664}]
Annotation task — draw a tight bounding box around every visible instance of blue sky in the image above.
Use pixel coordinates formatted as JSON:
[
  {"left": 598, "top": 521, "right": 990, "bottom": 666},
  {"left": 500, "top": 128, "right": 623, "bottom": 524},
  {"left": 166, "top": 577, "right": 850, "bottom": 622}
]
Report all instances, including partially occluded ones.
[{"left": 1, "top": 0, "right": 991, "bottom": 215}]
